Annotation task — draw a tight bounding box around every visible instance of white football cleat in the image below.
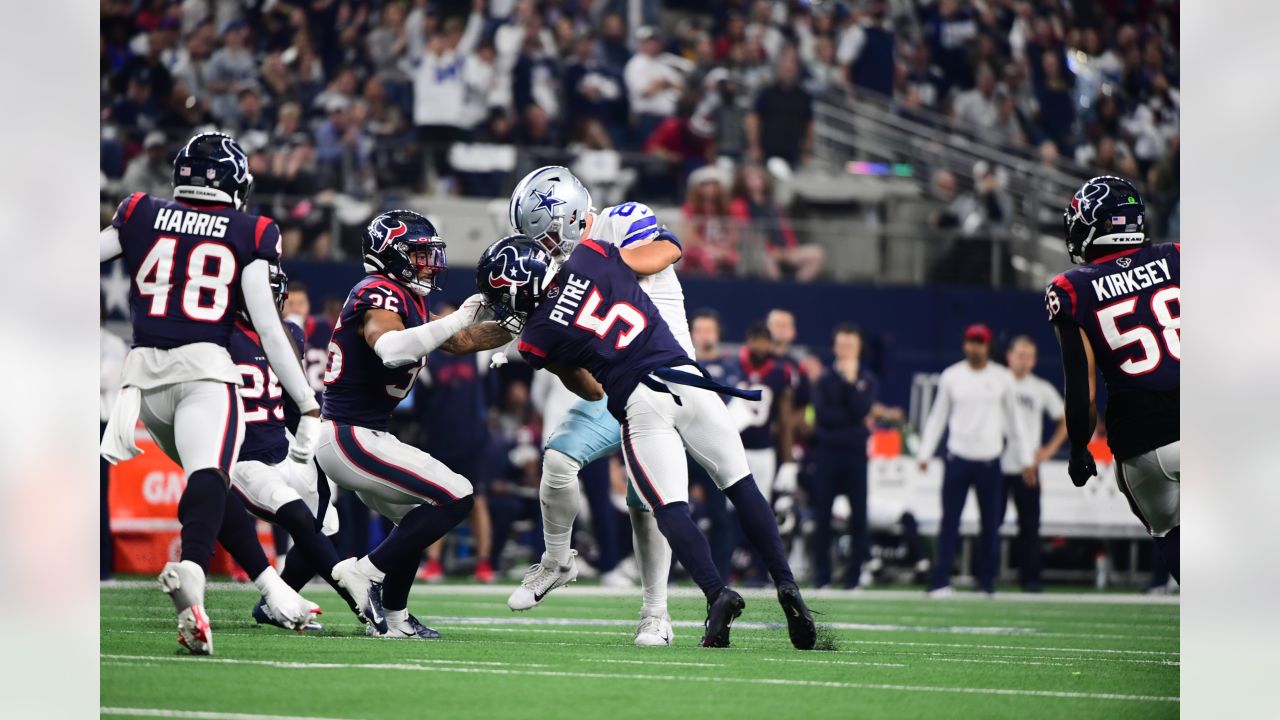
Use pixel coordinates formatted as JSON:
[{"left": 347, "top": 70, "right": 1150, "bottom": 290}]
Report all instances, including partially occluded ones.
[
  {"left": 332, "top": 557, "right": 387, "bottom": 634},
  {"left": 365, "top": 612, "right": 441, "bottom": 639},
  {"left": 507, "top": 550, "right": 578, "bottom": 611},
  {"left": 261, "top": 584, "right": 322, "bottom": 632},
  {"left": 926, "top": 585, "right": 956, "bottom": 599},
  {"left": 158, "top": 560, "right": 213, "bottom": 655},
  {"left": 634, "top": 613, "right": 673, "bottom": 647}
]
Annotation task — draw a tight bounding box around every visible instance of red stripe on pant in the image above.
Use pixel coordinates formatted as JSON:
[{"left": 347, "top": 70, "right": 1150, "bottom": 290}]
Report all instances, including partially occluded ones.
[
  {"left": 622, "top": 421, "right": 665, "bottom": 508},
  {"left": 217, "top": 384, "right": 240, "bottom": 472},
  {"left": 332, "top": 422, "right": 458, "bottom": 505}
]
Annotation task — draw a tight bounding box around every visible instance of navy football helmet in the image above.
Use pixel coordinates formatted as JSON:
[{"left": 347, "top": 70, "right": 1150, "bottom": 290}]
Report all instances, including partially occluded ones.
[
  {"left": 235, "top": 261, "right": 288, "bottom": 327},
  {"left": 173, "top": 132, "right": 254, "bottom": 208},
  {"left": 475, "top": 235, "right": 554, "bottom": 333},
  {"left": 1063, "top": 175, "right": 1147, "bottom": 264},
  {"left": 362, "top": 210, "right": 447, "bottom": 296}
]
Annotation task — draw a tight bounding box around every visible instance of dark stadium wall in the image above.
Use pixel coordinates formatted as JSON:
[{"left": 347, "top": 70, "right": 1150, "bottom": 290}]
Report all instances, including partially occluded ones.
[{"left": 273, "top": 260, "right": 1065, "bottom": 409}]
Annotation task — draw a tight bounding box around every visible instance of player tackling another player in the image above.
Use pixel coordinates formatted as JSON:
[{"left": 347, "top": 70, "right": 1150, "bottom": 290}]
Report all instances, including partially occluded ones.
[
  {"left": 477, "top": 233, "right": 817, "bottom": 650},
  {"left": 1047, "top": 176, "right": 1180, "bottom": 582}
]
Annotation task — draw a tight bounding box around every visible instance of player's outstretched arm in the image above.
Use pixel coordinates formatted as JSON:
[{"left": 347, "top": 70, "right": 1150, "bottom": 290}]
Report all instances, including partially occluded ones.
[
  {"left": 243, "top": 259, "right": 321, "bottom": 460},
  {"left": 620, "top": 228, "right": 682, "bottom": 276},
  {"left": 1054, "top": 322, "right": 1099, "bottom": 486},
  {"left": 367, "top": 293, "right": 495, "bottom": 367},
  {"left": 439, "top": 322, "right": 514, "bottom": 355},
  {"left": 100, "top": 227, "right": 123, "bottom": 263},
  {"left": 546, "top": 362, "right": 604, "bottom": 401}
]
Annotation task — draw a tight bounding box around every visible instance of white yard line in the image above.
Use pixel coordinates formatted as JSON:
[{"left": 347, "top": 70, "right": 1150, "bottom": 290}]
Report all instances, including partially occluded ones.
[
  {"left": 585, "top": 658, "right": 726, "bottom": 668},
  {"left": 763, "top": 658, "right": 907, "bottom": 668},
  {"left": 101, "top": 708, "right": 357, "bottom": 720},
  {"left": 100, "top": 655, "right": 1177, "bottom": 704},
  {"left": 102, "top": 581, "right": 1179, "bottom": 605}
]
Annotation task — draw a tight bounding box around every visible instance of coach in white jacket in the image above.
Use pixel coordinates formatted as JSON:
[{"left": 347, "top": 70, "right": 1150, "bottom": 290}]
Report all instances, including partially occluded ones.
[{"left": 915, "top": 324, "right": 1032, "bottom": 595}]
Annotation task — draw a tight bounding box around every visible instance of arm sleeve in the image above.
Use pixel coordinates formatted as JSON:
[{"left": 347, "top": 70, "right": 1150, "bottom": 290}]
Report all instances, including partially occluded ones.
[
  {"left": 100, "top": 227, "right": 123, "bottom": 263},
  {"left": 915, "top": 372, "right": 950, "bottom": 461},
  {"left": 250, "top": 217, "right": 283, "bottom": 262},
  {"left": 243, "top": 259, "right": 318, "bottom": 414},
  {"left": 1055, "top": 321, "right": 1094, "bottom": 452},
  {"left": 373, "top": 310, "right": 471, "bottom": 368},
  {"left": 459, "top": 11, "right": 484, "bottom": 56}
]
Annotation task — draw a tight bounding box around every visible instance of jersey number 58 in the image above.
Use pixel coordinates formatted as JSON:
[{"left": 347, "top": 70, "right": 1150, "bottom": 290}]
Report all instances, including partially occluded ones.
[{"left": 1095, "top": 286, "right": 1180, "bottom": 375}]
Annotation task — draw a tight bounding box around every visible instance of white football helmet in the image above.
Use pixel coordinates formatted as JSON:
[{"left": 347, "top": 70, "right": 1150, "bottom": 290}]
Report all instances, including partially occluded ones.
[{"left": 507, "top": 166, "right": 593, "bottom": 259}]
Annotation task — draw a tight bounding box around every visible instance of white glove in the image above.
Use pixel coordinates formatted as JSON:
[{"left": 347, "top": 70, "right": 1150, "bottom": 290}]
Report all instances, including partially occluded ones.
[
  {"left": 289, "top": 414, "right": 322, "bottom": 464},
  {"left": 774, "top": 462, "right": 799, "bottom": 495},
  {"left": 457, "top": 293, "right": 494, "bottom": 326},
  {"left": 489, "top": 351, "right": 509, "bottom": 368}
]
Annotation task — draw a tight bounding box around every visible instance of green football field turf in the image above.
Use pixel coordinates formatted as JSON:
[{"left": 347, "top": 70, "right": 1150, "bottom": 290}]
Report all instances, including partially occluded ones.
[{"left": 101, "top": 580, "right": 1179, "bottom": 720}]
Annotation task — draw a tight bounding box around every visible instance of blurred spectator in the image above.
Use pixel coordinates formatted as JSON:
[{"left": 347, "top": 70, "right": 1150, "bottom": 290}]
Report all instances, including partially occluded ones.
[
  {"left": 167, "top": 19, "right": 217, "bottom": 102},
  {"left": 745, "top": 48, "right": 812, "bottom": 169},
  {"left": 569, "top": 119, "right": 634, "bottom": 207},
  {"left": 903, "top": 44, "right": 947, "bottom": 110},
  {"left": 1035, "top": 49, "right": 1077, "bottom": 151},
  {"left": 624, "top": 25, "right": 684, "bottom": 147},
  {"left": 837, "top": 0, "right": 895, "bottom": 98},
  {"left": 729, "top": 164, "right": 825, "bottom": 282},
  {"left": 204, "top": 19, "right": 258, "bottom": 125},
  {"left": 642, "top": 95, "right": 712, "bottom": 200},
  {"left": 408, "top": 3, "right": 485, "bottom": 184},
  {"left": 110, "top": 67, "right": 164, "bottom": 133},
  {"left": 121, "top": 131, "right": 172, "bottom": 198},
  {"left": 810, "top": 324, "right": 879, "bottom": 589},
  {"left": 695, "top": 69, "right": 750, "bottom": 162},
  {"left": 564, "top": 34, "right": 629, "bottom": 149},
  {"left": 915, "top": 324, "right": 1032, "bottom": 596},
  {"left": 688, "top": 309, "right": 736, "bottom": 576},
  {"left": 1000, "top": 336, "right": 1067, "bottom": 594},
  {"left": 100, "top": 305, "right": 129, "bottom": 580},
  {"left": 680, "top": 166, "right": 739, "bottom": 276},
  {"left": 1124, "top": 72, "right": 1179, "bottom": 170},
  {"left": 922, "top": 0, "right": 979, "bottom": 90},
  {"left": 951, "top": 63, "right": 999, "bottom": 129}
]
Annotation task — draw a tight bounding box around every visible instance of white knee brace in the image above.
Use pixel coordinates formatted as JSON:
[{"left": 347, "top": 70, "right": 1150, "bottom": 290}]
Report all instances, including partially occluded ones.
[{"left": 542, "top": 449, "right": 582, "bottom": 490}]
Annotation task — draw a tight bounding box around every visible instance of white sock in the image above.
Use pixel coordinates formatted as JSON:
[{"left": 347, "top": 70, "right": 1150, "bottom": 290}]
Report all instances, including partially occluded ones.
[
  {"left": 357, "top": 555, "right": 386, "bottom": 583},
  {"left": 630, "top": 505, "right": 671, "bottom": 617},
  {"left": 384, "top": 608, "right": 408, "bottom": 627},
  {"left": 540, "top": 450, "right": 581, "bottom": 566},
  {"left": 252, "top": 566, "right": 286, "bottom": 597}
]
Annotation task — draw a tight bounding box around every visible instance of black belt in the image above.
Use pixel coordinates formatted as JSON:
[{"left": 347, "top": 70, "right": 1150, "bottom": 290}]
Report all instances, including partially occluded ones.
[{"left": 639, "top": 365, "right": 762, "bottom": 406}]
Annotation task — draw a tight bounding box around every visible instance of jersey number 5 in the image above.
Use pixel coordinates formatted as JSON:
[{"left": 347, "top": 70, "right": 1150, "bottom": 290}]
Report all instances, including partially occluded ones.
[
  {"left": 136, "top": 238, "right": 236, "bottom": 322},
  {"left": 1095, "top": 286, "right": 1180, "bottom": 375},
  {"left": 573, "top": 289, "right": 646, "bottom": 349}
]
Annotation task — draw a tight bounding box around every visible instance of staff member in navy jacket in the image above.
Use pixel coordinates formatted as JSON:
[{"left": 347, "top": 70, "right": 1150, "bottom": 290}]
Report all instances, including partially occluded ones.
[{"left": 810, "top": 324, "right": 881, "bottom": 589}]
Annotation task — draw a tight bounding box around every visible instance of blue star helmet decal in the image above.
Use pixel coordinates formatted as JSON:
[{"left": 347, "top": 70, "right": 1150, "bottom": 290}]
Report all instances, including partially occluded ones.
[{"left": 530, "top": 187, "right": 566, "bottom": 215}]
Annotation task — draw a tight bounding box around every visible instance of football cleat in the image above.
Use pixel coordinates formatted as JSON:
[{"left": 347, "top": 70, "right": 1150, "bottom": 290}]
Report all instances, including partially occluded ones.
[
  {"left": 699, "top": 588, "right": 745, "bottom": 648},
  {"left": 252, "top": 597, "right": 324, "bottom": 632},
  {"left": 332, "top": 557, "right": 388, "bottom": 634},
  {"left": 926, "top": 585, "right": 956, "bottom": 598},
  {"left": 634, "top": 613, "right": 674, "bottom": 647},
  {"left": 777, "top": 582, "right": 817, "bottom": 651},
  {"left": 507, "top": 550, "right": 579, "bottom": 611},
  {"left": 260, "top": 584, "right": 323, "bottom": 632},
  {"left": 474, "top": 559, "right": 495, "bottom": 584},
  {"left": 366, "top": 613, "right": 441, "bottom": 639},
  {"left": 158, "top": 560, "right": 212, "bottom": 655}
]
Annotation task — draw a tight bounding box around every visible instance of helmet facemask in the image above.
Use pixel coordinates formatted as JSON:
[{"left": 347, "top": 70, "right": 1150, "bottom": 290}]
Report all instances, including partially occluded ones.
[{"left": 400, "top": 240, "right": 447, "bottom": 296}]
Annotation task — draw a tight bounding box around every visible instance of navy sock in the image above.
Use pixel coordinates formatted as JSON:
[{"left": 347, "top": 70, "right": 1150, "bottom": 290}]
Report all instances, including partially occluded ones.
[
  {"left": 380, "top": 555, "right": 420, "bottom": 612},
  {"left": 273, "top": 499, "right": 341, "bottom": 587},
  {"left": 279, "top": 544, "right": 317, "bottom": 591},
  {"left": 1155, "top": 526, "right": 1180, "bottom": 584},
  {"left": 368, "top": 496, "right": 474, "bottom": 574},
  {"left": 218, "top": 491, "right": 269, "bottom": 579},
  {"left": 723, "top": 475, "right": 796, "bottom": 587},
  {"left": 652, "top": 502, "right": 725, "bottom": 601},
  {"left": 178, "top": 469, "right": 229, "bottom": 572}
]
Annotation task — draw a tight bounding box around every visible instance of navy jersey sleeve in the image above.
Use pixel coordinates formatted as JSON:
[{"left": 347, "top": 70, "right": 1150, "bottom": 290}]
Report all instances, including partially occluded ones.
[
  {"left": 351, "top": 280, "right": 413, "bottom": 321},
  {"left": 111, "top": 192, "right": 149, "bottom": 230},
  {"left": 286, "top": 320, "right": 306, "bottom": 355},
  {"left": 517, "top": 336, "right": 552, "bottom": 370},
  {"left": 251, "top": 216, "right": 282, "bottom": 263},
  {"left": 1045, "top": 273, "right": 1079, "bottom": 326}
]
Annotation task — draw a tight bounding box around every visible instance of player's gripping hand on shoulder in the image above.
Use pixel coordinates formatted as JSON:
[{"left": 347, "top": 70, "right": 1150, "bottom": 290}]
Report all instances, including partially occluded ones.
[
  {"left": 1068, "top": 447, "right": 1097, "bottom": 487},
  {"left": 456, "top": 292, "right": 495, "bottom": 325}
]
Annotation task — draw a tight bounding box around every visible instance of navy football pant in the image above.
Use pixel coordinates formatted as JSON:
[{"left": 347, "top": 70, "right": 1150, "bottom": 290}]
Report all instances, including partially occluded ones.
[
  {"left": 930, "top": 456, "right": 1004, "bottom": 593},
  {"left": 810, "top": 447, "right": 869, "bottom": 588},
  {"left": 1000, "top": 473, "right": 1042, "bottom": 590}
]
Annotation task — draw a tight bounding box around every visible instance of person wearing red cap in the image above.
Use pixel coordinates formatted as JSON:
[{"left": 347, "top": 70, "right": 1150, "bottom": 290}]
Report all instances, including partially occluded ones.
[{"left": 915, "top": 324, "right": 1032, "bottom": 596}]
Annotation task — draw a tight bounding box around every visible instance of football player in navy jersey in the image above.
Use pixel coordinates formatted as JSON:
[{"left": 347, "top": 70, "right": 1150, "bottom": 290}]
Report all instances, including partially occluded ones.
[
  {"left": 316, "top": 210, "right": 513, "bottom": 639},
  {"left": 1046, "top": 176, "right": 1180, "bottom": 582},
  {"left": 99, "top": 132, "right": 325, "bottom": 654},
  {"left": 480, "top": 236, "right": 816, "bottom": 650},
  {"left": 227, "top": 262, "right": 382, "bottom": 631}
]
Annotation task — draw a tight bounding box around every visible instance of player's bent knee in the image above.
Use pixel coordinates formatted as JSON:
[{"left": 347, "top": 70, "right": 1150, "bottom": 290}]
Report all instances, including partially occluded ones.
[{"left": 542, "top": 449, "right": 581, "bottom": 490}]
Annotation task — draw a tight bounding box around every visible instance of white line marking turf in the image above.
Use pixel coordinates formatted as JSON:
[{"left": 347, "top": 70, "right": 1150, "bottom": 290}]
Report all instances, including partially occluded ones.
[
  {"left": 101, "top": 708, "right": 356, "bottom": 720},
  {"left": 763, "top": 658, "right": 907, "bottom": 668},
  {"left": 103, "top": 580, "right": 1179, "bottom": 605},
  {"left": 100, "top": 655, "right": 1177, "bottom": 703},
  {"left": 586, "top": 659, "right": 726, "bottom": 668}
]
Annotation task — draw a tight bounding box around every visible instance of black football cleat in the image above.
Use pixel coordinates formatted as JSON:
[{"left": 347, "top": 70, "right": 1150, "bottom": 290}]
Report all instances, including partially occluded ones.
[
  {"left": 777, "top": 581, "right": 816, "bottom": 650},
  {"left": 699, "top": 588, "right": 745, "bottom": 648},
  {"left": 406, "top": 614, "right": 441, "bottom": 639}
]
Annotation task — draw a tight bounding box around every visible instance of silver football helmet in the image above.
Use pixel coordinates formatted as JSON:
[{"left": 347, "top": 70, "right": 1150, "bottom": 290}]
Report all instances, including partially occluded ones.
[{"left": 507, "top": 166, "right": 593, "bottom": 259}]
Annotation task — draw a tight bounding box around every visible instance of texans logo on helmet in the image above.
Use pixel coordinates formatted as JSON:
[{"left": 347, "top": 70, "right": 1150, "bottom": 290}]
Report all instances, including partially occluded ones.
[
  {"left": 369, "top": 221, "right": 408, "bottom": 252},
  {"left": 1070, "top": 181, "right": 1111, "bottom": 225},
  {"left": 219, "top": 136, "right": 250, "bottom": 183},
  {"left": 487, "top": 244, "right": 533, "bottom": 288}
]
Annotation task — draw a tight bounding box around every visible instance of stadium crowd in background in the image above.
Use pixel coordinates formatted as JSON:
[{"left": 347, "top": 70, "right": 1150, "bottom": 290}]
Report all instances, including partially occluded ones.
[{"left": 101, "top": 0, "right": 1180, "bottom": 278}]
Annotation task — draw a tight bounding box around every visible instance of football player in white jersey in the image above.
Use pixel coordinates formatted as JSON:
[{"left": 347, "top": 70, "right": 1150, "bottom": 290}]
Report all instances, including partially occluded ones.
[{"left": 499, "top": 166, "right": 689, "bottom": 646}]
